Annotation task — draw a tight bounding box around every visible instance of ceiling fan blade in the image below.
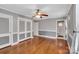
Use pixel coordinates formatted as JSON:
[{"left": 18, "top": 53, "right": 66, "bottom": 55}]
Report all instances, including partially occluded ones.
[
  {"left": 32, "top": 8, "right": 48, "bottom": 18},
  {"left": 40, "top": 13, "right": 48, "bottom": 16}
]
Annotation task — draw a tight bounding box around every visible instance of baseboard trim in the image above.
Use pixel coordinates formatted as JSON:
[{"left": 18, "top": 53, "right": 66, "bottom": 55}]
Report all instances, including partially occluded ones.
[
  {"left": 67, "top": 39, "right": 71, "bottom": 53},
  {"left": 39, "top": 30, "right": 56, "bottom": 32},
  {"left": 19, "top": 38, "right": 31, "bottom": 43},
  {"left": 11, "top": 37, "right": 33, "bottom": 46},
  {"left": 35, "top": 35, "right": 66, "bottom": 39},
  {"left": 67, "top": 34, "right": 73, "bottom": 54},
  {"left": 0, "top": 37, "right": 33, "bottom": 49},
  {"left": 0, "top": 43, "right": 11, "bottom": 49},
  {"left": 37, "top": 35, "right": 57, "bottom": 39},
  {"left": 11, "top": 42, "right": 19, "bottom": 46}
]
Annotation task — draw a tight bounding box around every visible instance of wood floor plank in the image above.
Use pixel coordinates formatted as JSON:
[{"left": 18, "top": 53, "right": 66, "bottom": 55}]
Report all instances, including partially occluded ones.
[{"left": 0, "top": 36, "right": 70, "bottom": 54}]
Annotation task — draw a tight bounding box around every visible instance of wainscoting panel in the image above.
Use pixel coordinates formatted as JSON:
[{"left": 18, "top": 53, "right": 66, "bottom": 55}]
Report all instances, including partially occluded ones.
[
  {"left": 13, "top": 34, "right": 18, "bottom": 43},
  {"left": 0, "top": 36, "right": 9, "bottom": 45},
  {"left": 39, "top": 31, "right": 56, "bottom": 37},
  {"left": 0, "top": 11, "right": 33, "bottom": 49},
  {"left": 19, "top": 33, "right": 25, "bottom": 40},
  {"left": 27, "top": 33, "right": 31, "bottom": 37}
]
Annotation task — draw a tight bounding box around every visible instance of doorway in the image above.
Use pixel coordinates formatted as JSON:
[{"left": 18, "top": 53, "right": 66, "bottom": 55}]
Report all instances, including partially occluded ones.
[{"left": 56, "top": 20, "right": 65, "bottom": 39}]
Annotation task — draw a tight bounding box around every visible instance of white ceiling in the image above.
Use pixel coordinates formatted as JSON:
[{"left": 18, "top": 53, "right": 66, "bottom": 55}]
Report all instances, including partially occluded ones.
[{"left": 0, "top": 4, "right": 72, "bottom": 19}]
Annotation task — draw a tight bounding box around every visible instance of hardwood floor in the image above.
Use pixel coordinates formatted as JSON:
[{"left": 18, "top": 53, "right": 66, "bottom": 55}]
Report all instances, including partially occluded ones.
[{"left": 0, "top": 36, "right": 70, "bottom": 54}]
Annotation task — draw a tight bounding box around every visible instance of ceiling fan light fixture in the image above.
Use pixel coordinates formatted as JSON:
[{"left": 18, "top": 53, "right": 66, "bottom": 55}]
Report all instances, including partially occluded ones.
[
  {"left": 35, "top": 15, "right": 40, "bottom": 18},
  {"left": 32, "top": 9, "right": 48, "bottom": 19},
  {"left": 38, "top": 12, "right": 41, "bottom": 15}
]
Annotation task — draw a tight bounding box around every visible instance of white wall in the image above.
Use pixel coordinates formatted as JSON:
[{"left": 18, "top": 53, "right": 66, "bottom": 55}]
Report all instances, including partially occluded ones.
[
  {"left": 67, "top": 4, "right": 76, "bottom": 53},
  {"left": 33, "top": 22, "right": 39, "bottom": 35},
  {"left": 38, "top": 19, "right": 56, "bottom": 37},
  {"left": 0, "top": 8, "right": 32, "bottom": 48},
  {"left": 39, "top": 20, "right": 56, "bottom": 31},
  {"left": 76, "top": 5, "right": 79, "bottom": 30},
  {"left": 67, "top": 5, "right": 76, "bottom": 36},
  {"left": 75, "top": 4, "right": 79, "bottom": 53}
]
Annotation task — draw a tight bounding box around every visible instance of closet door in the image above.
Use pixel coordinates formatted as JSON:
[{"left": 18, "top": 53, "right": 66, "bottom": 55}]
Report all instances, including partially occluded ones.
[{"left": 0, "top": 13, "right": 12, "bottom": 48}]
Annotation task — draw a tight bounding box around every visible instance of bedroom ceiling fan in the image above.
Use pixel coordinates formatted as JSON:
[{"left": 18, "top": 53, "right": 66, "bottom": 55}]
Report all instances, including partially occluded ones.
[{"left": 32, "top": 9, "right": 48, "bottom": 19}]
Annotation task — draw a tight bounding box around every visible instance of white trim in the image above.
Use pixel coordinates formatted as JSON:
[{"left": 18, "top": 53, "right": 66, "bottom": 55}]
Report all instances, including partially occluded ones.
[
  {"left": 11, "top": 42, "right": 19, "bottom": 46},
  {"left": 18, "top": 37, "right": 32, "bottom": 43},
  {"left": 18, "top": 17, "right": 31, "bottom": 21},
  {"left": 38, "top": 35, "right": 57, "bottom": 39},
  {"left": 30, "top": 21, "right": 33, "bottom": 37},
  {"left": 9, "top": 16, "right": 13, "bottom": 45},
  {"left": 0, "top": 13, "right": 11, "bottom": 18},
  {"left": 56, "top": 20, "right": 57, "bottom": 38},
  {"left": 26, "top": 37, "right": 33, "bottom": 39},
  {"left": 18, "top": 17, "right": 25, "bottom": 21},
  {"left": 0, "top": 43, "right": 10, "bottom": 49},
  {"left": 27, "top": 31, "right": 31, "bottom": 33},
  {"left": 75, "top": 33, "right": 79, "bottom": 53},
  {"left": 17, "top": 18, "right": 20, "bottom": 42},
  {"left": 11, "top": 37, "right": 33, "bottom": 46},
  {"left": 25, "top": 20, "right": 27, "bottom": 38},
  {"left": 0, "top": 14, "right": 33, "bottom": 49},
  {"left": 19, "top": 32, "right": 25, "bottom": 34},
  {"left": 38, "top": 30, "right": 56, "bottom": 37},
  {"left": 56, "top": 20, "right": 66, "bottom": 39},
  {"left": 0, "top": 33, "right": 10, "bottom": 37},
  {"left": 0, "top": 7, "right": 27, "bottom": 17},
  {"left": 17, "top": 17, "right": 32, "bottom": 44},
  {"left": 0, "top": 13, "right": 13, "bottom": 48},
  {"left": 64, "top": 19, "right": 68, "bottom": 40},
  {"left": 33, "top": 22, "right": 39, "bottom": 35},
  {"left": 39, "top": 29, "right": 56, "bottom": 32},
  {"left": 13, "top": 32, "right": 18, "bottom": 34}
]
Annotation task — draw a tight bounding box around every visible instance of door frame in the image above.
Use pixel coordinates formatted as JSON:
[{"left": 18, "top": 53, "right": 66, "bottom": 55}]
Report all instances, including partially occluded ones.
[{"left": 56, "top": 19, "right": 67, "bottom": 40}]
